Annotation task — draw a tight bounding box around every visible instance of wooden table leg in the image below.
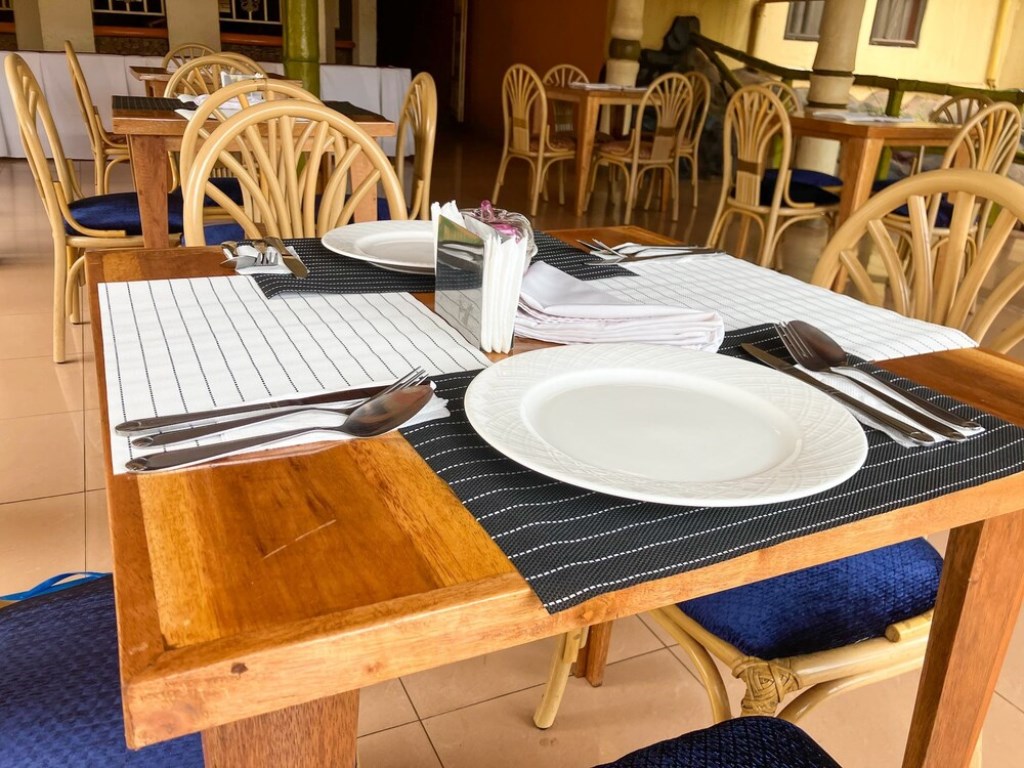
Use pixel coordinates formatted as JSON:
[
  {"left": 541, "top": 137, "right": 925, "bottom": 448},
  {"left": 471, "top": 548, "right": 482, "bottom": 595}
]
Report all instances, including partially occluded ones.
[
  {"left": 202, "top": 690, "right": 359, "bottom": 768},
  {"left": 572, "top": 97, "right": 600, "bottom": 216},
  {"left": 128, "top": 135, "right": 171, "bottom": 249},
  {"left": 903, "top": 509, "right": 1024, "bottom": 768},
  {"left": 573, "top": 621, "right": 613, "bottom": 686},
  {"left": 836, "top": 136, "right": 883, "bottom": 226}
]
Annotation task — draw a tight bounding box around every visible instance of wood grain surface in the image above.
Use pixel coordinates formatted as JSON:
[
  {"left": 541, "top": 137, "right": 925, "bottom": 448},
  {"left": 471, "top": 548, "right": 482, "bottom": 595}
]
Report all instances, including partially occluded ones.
[{"left": 86, "top": 226, "right": 1024, "bottom": 768}]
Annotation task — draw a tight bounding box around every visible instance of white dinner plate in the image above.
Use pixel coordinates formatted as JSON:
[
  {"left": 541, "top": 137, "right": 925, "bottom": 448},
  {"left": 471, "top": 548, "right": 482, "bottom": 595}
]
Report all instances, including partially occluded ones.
[
  {"left": 464, "top": 343, "right": 867, "bottom": 507},
  {"left": 321, "top": 221, "right": 435, "bottom": 274}
]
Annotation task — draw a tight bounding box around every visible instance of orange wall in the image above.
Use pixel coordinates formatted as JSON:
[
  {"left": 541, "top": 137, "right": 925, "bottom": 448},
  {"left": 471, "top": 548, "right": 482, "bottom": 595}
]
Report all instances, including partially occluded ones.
[{"left": 465, "top": 0, "right": 610, "bottom": 139}]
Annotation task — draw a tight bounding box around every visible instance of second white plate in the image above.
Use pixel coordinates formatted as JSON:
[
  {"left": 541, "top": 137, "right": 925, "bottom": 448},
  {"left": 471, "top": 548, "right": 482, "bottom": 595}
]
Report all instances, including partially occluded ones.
[
  {"left": 464, "top": 343, "right": 868, "bottom": 507},
  {"left": 321, "top": 220, "right": 435, "bottom": 274}
]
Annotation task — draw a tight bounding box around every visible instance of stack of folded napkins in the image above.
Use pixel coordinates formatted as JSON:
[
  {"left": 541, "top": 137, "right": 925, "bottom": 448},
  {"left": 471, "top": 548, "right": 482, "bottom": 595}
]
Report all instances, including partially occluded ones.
[
  {"left": 516, "top": 261, "right": 725, "bottom": 350},
  {"left": 431, "top": 201, "right": 532, "bottom": 354},
  {"left": 175, "top": 92, "right": 264, "bottom": 120}
]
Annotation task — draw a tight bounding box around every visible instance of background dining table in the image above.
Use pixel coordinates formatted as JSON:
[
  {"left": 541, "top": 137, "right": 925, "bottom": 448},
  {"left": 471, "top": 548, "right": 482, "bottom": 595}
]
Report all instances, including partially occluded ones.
[
  {"left": 788, "top": 114, "right": 962, "bottom": 224},
  {"left": 110, "top": 95, "right": 396, "bottom": 249},
  {"left": 129, "top": 66, "right": 300, "bottom": 98},
  {"left": 86, "top": 225, "right": 1024, "bottom": 768}
]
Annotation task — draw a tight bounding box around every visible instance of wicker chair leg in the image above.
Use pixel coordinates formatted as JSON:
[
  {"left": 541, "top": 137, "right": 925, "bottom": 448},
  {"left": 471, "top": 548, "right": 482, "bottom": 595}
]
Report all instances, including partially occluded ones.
[
  {"left": 492, "top": 152, "right": 511, "bottom": 204},
  {"left": 533, "top": 627, "right": 588, "bottom": 729},
  {"left": 649, "top": 608, "right": 732, "bottom": 723},
  {"left": 690, "top": 157, "right": 699, "bottom": 208},
  {"left": 52, "top": 242, "right": 69, "bottom": 364},
  {"left": 66, "top": 252, "right": 86, "bottom": 326}
]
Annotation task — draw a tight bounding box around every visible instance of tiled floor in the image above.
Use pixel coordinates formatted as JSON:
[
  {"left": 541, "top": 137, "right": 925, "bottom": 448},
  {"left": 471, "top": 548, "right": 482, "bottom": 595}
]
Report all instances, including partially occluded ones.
[{"left": 1, "top": 133, "right": 1023, "bottom": 766}]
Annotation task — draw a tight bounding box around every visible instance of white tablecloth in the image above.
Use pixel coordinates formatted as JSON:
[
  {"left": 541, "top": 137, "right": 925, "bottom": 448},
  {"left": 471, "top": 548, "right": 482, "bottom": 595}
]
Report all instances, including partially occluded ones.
[{"left": 0, "top": 51, "right": 410, "bottom": 159}]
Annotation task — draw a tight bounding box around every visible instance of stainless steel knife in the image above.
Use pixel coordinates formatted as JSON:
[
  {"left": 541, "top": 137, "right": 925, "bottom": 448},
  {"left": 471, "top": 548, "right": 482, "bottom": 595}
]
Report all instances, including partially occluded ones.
[
  {"left": 115, "top": 382, "right": 392, "bottom": 436},
  {"left": 740, "top": 344, "right": 936, "bottom": 445},
  {"left": 264, "top": 236, "right": 309, "bottom": 278}
]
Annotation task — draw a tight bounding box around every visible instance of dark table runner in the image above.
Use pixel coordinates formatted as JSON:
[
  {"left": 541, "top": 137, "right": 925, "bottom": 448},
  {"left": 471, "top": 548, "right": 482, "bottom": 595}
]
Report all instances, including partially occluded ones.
[
  {"left": 400, "top": 324, "right": 1024, "bottom": 613},
  {"left": 251, "top": 232, "right": 635, "bottom": 298},
  {"left": 113, "top": 95, "right": 382, "bottom": 120}
]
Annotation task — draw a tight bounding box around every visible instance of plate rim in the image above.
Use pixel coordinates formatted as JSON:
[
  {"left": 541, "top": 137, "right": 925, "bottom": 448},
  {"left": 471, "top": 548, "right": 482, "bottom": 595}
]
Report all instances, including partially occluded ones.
[
  {"left": 321, "top": 220, "right": 435, "bottom": 269},
  {"left": 464, "top": 343, "right": 868, "bottom": 507}
]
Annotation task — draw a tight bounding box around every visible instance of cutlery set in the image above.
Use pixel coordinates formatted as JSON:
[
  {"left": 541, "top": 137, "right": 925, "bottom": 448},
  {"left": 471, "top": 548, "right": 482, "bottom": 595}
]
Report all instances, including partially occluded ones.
[
  {"left": 578, "top": 239, "right": 719, "bottom": 264},
  {"left": 221, "top": 238, "right": 309, "bottom": 277},
  {"left": 120, "top": 368, "right": 432, "bottom": 472},
  {"left": 744, "top": 322, "right": 979, "bottom": 446}
]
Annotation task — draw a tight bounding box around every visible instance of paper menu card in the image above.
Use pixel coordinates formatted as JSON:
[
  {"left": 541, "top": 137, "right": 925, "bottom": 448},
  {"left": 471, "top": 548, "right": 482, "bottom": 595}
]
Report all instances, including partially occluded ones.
[{"left": 432, "top": 202, "right": 531, "bottom": 354}]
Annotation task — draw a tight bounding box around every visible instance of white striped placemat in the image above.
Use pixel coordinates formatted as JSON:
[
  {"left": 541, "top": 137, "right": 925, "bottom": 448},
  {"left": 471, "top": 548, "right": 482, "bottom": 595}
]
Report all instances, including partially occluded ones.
[
  {"left": 591, "top": 256, "right": 976, "bottom": 361},
  {"left": 99, "top": 275, "right": 490, "bottom": 474}
]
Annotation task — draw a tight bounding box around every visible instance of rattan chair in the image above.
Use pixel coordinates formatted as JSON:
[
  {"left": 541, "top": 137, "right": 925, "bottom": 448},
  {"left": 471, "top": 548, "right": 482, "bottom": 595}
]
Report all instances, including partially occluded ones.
[
  {"left": 162, "top": 42, "right": 216, "bottom": 71},
  {"left": 393, "top": 71, "right": 437, "bottom": 220},
  {"left": 181, "top": 99, "right": 406, "bottom": 244},
  {"left": 0, "top": 576, "right": 839, "bottom": 768},
  {"left": 585, "top": 73, "right": 695, "bottom": 224},
  {"left": 5, "top": 54, "right": 180, "bottom": 363},
  {"left": 64, "top": 41, "right": 130, "bottom": 195},
  {"left": 707, "top": 84, "right": 839, "bottom": 269},
  {"left": 760, "top": 80, "right": 802, "bottom": 114},
  {"left": 163, "top": 53, "right": 266, "bottom": 98},
  {"left": 813, "top": 168, "right": 1024, "bottom": 354},
  {"left": 492, "top": 63, "right": 575, "bottom": 216},
  {"left": 677, "top": 71, "right": 711, "bottom": 208},
  {"left": 543, "top": 63, "right": 588, "bottom": 135}
]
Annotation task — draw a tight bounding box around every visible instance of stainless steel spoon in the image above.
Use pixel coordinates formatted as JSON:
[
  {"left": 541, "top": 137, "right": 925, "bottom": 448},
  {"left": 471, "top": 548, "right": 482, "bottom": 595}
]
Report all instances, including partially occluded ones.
[
  {"left": 125, "top": 384, "right": 434, "bottom": 472},
  {"left": 784, "top": 320, "right": 982, "bottom": 432}
]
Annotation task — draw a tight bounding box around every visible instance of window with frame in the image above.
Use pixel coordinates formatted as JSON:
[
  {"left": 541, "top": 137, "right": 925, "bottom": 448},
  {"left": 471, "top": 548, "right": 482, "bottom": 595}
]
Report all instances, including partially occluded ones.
[
  {"left": 784, "top": 1, "right": 825, "bottom": 41},
  {"left": 870, "top": 0, "right": 927, "bottom": 47}
]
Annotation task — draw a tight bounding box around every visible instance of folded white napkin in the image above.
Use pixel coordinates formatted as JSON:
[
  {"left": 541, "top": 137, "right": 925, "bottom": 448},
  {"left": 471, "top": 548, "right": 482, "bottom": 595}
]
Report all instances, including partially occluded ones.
[
  {"left": 225, "top": 242, "right": 295, "bottom": 275},
  {"left": 175, "top": 92, "right": 263, "bottom": 120},
  {"left": 516, "top": 261, "right": 725, "bottom": 350},
  {"left": 798, "top": 365, "right": 983, "bottom": 448}
]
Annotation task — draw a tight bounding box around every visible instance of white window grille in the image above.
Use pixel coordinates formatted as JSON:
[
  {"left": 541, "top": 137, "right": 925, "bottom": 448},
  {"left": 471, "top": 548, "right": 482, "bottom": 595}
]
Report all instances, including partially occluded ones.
[
  {"left": 219, "top": 0, "right": 281, "bottom": 25},
  {"left": 92, "top": 0, "right": 165, "bottom": 16}
]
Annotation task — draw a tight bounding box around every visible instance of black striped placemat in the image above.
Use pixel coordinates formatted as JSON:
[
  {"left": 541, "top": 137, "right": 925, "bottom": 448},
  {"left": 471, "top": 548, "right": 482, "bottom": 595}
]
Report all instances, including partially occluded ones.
[
  {"left": 113, "top": 95, "right": 185, "bottom": 111},
  {"left": 250, "top": 232, "right": 635, "bottom": 298},
  {"left": 400, "top": 324, "right": 1024, "bottom": 613}
]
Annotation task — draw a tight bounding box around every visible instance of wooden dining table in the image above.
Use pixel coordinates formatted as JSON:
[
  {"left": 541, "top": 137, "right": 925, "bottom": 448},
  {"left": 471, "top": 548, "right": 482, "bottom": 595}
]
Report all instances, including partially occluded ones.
[
  {"left": 87, "top": 225, "right": 1024, "bottom": 768},
  {"left": 129, "top": 66, "right": 299, "bottom": 98},
  {"left": 546, "top": 86, "right": 648, "bottom": 216},
  {"left": 111, "top": 96, "right": 396, "bottom": 249},
  {"left": 789, "top": 114, "right": 962, "bottom": 225}
]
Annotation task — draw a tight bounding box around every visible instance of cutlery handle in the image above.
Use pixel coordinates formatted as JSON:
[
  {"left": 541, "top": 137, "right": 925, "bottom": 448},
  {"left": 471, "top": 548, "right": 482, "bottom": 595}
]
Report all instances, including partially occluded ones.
[
  {"left": 838, "top": 366, "right": 982, "bottom": 430},
  {"left": 825, "top": 387, "right": 935, "bottom": 444},
  {"left": 125, "top": 426, "right": 325, "bottom": 472},
  {"left": 131, "top": 405, "right": 355, "bottom": 447},
  {"left": 833, "top": 370, "right": 968, "bottom": 440}
]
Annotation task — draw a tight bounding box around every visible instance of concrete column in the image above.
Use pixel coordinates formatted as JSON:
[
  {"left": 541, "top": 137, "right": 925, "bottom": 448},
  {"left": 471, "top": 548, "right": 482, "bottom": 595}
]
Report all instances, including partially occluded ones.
[
  {"left": 284, "top": 0, "right": 320, "bottom": 95},
  {"left": 796, "top": 0, "right": 868, "bottom": 171},
  {"left": 352, "top": 0, "right": 376, "bottom": 66},
  {"left": 606, "top": 0, "right": 644, "bottom": 86},
  {"left": 15, "top": 0, "right": 94, "bottom": 51},
  {"left": 166, "top": 0, "right": 222, "bottom": 51}
]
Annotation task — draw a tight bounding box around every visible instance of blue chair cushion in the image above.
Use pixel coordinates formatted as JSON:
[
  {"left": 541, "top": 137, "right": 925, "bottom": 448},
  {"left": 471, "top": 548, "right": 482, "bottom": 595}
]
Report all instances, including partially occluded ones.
[
  {"left": 378, "top": 195, "right": 392, "bottom": 220},
  {"left": 765, "top": 168, "right": 843, "bottom": 189},
  {"left": 193, "top": 221, "right": 247, "bottom": 246},
  {"left": 680, "top": 538, "right": 942, "bottom": 659},
  {"left": 759, "top": 175, "right": 841, "bottom": 206},
  {"left": 66, "top": 192, "right": 185, "bottom": 237},
  {"left": 595, "top": 716, "right": 840, "bottom": 767},
  {"left": 872, "top": 179, "right": 955, "bottom": 227},
  {"left": 0, "top": 576, "right": 204, "bottom": 766}
]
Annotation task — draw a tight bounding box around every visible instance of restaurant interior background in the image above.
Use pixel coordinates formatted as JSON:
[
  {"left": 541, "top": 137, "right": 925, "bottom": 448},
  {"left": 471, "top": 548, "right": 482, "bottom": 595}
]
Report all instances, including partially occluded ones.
[{"left": 1, "top": 0, "right": 1023, "bottom": 766}]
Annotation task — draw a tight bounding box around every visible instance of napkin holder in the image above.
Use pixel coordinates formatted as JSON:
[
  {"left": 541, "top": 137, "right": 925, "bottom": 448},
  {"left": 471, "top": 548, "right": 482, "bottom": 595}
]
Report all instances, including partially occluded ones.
[{"left": 435, "top": 215, "right": 487, "bottom": 351}]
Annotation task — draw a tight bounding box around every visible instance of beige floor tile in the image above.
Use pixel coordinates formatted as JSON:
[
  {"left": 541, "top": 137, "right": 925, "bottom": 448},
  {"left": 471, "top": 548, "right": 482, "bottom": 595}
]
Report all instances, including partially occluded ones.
[
  {"left": 357, "top": 722, "right": 442, "bottom": 768},
  {"left": 0, "top": 313, "right": 82, "bottom": 361},
  {"left": 668, "top": 645, "right": 748, "bottom": 716},
  {"left": 358, "top": 679, "right": 419, "bottom": 737},
  {"left": 85, "top": 489, "right": 112, "bottom": 572},
  {"left": 0, "top": 262, "right": 55, "bottom": 316},
  {"left": 0, "top": 355, "right": 83, "bottom": 418},
  {"left": 638, "top": 611, "right": 678, "bottom": 647},
  {"left": 0, "top": 493, "right": 85, "bottom": 594},
  {"left": 401, "top": 616, "right": 662, "bottom": 719},
  {"left": 0, "top": 411, "right": 85, "bottom": 504},
  {"left": 422, "top": 650, "right": 711, "bottom": 768},
  {"left": 84, "top": 408, "right": 106, "bottom": 490},
  {"left": 996, "top": 604, "right": 1024, "bottom": 712},
  {"left": 982, "top": 694, "right": 1024, "bottom": 767}
]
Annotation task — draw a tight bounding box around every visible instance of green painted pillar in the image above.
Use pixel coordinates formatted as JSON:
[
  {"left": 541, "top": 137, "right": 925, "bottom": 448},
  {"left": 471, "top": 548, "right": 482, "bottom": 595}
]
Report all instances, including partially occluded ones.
[{"left": 283, "top": 0, "right": 321, "bottom": 97}]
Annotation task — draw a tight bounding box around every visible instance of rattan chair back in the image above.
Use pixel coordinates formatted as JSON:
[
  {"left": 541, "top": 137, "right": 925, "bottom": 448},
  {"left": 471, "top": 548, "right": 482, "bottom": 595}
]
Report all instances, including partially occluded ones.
[
  {"left": 162, "top": 42, "right": 216, "bottom": 71},
  {"left": 395, "top": 72, "right": 437, "bottom": 220},
  {"left": 163, "top": 54, "right": 266, "bottom": 97}
]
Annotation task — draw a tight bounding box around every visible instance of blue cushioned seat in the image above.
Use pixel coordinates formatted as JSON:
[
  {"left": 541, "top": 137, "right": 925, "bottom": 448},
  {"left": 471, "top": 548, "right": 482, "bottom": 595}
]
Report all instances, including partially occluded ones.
[
  {"left": 378, "top": 194, "right": 392, "bottom": 220},
  {"left": 196, "top": 221, "right": 247, "bottom": 245},
  {"left": 871, "top": 178, "right": 954, "bottom": 227},
  {"left": 759, "top": 177, "right": 840, "bottom": 207},
  {"left": 65, "top": 192, "right": 184, "bottom": 237},
  {"left": 680, "top": 538, "right": 942, "bottom": 659},
  {"left": 0, "top": 576, "right": 203, "bottom": 766},
  {"left": 764, "top": 168, "right": 843, "bottom": 189},
  {"left": 596, "top": 716, "right": 841, "bottom": 767}
]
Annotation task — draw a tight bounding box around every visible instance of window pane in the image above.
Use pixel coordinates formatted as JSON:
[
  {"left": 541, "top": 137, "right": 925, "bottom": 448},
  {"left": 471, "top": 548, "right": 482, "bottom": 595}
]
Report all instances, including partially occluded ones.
[
  {"left": 871, "top": 0, "right": 926, "bottom": 46},
  {"left": 785, "top": 1, "right": 825, "bottom": 41}
]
